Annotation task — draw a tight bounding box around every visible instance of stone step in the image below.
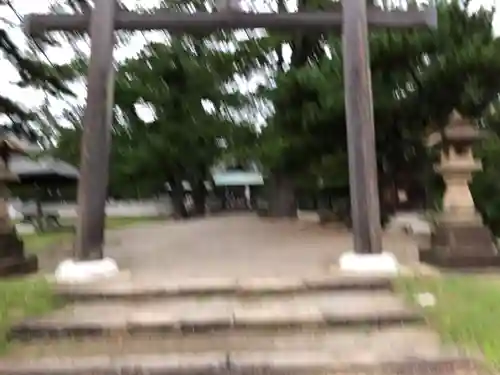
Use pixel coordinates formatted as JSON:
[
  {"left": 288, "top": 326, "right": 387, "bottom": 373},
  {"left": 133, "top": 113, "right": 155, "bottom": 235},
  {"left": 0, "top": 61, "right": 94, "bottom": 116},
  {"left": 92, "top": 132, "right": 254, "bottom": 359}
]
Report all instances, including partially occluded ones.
[
  {"left": 54, "top": 274, "right": 394, "bottom": 302},
  {"left": 5, "top": 327, "right": 463, "bottom": 359},
  {"left": 10, "top": 290, "right": 422, "bottom": 340},
  {"left": 0, "top": 351, "right": 482, "bottom": 375}
]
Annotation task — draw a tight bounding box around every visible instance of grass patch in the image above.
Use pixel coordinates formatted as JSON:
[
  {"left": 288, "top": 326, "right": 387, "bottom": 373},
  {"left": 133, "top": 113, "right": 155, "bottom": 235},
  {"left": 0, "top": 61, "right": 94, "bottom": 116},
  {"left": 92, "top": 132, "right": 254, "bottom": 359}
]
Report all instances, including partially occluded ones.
[
  {"left": 0, "top": 277, "right": 60, "bottom": 354},
  {"left": 22, "top": 232, "right": 73, "bottom": 254},
  {"left": 397, "top": 275, "right": 500, "bottom": 368},
  {"left": 0, "top": 217, "right": 165, "bottom": 356},
  {"left": 20, "top": 216, "right": 165, "bottom": 254},
  {"left": 104, "top": 216, "right": 165, "bottom": 229}
]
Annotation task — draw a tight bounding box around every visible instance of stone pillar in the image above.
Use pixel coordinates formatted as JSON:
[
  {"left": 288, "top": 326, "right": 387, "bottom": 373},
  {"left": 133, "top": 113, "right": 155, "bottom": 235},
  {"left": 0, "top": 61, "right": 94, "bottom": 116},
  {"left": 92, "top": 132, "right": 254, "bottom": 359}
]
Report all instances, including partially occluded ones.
[
  {"left": 0, "top": 140, "right": 38, "bottom": 276},
  {"left": 0, "top": 166, "right": 16, "bottom": 234},
  {"left": 437, "top": 146, "right": 482, "bottom": 224},
  {"left": 419, "top": 111, "right": 500, "bottom": 268}
]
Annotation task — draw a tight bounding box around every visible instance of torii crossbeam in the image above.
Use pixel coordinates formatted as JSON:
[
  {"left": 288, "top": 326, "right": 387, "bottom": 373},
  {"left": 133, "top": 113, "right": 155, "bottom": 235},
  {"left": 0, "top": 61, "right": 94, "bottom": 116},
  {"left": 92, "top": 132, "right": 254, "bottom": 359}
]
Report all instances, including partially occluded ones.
[{"left": 24, "top": 0, "right": 437, "bottom": 260}]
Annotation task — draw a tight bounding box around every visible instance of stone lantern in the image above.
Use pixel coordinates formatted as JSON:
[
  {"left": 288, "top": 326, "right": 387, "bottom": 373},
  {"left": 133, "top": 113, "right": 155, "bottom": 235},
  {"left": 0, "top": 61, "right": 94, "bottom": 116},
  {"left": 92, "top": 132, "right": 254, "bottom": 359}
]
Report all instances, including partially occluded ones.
[
  {"left": 0, "top": 136, "right": 38, "bottom": 276},
  {"left": 420, "top": 111, "right": 500, "bottom": 267}
]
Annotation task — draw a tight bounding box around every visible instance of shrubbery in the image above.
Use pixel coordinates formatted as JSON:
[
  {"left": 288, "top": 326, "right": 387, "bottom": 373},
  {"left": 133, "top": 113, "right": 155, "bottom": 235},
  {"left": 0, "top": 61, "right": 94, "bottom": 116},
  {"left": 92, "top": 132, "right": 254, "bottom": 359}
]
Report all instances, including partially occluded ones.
[{"left": 471, "top": 137, "right": 500, "bottom": 236}]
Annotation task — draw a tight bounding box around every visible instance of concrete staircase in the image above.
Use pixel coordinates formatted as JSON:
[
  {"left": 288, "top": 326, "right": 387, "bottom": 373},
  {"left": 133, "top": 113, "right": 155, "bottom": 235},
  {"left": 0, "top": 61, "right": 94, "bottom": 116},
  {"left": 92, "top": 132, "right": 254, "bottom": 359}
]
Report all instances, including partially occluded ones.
[{"left": 0, "top": 274, "right": 485, "bottom": 375}]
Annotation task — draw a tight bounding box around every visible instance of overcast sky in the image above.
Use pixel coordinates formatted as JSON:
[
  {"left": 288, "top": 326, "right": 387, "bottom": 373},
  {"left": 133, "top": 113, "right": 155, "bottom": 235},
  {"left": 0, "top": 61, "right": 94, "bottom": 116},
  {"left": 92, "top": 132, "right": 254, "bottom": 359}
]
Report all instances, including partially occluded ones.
[{"left": 0, "top": 0, "right": 498, "bottom": 127}]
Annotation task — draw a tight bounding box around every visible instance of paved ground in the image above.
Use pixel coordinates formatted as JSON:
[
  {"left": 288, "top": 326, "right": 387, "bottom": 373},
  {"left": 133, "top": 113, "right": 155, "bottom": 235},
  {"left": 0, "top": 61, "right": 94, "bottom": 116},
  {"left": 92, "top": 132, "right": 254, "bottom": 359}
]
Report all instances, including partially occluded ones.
[
  {"left": 13, "top": 290, "right": 417, "bottom": 329},
  {"left": 101, "top": 213, "right": 420, "bottom": 278}
]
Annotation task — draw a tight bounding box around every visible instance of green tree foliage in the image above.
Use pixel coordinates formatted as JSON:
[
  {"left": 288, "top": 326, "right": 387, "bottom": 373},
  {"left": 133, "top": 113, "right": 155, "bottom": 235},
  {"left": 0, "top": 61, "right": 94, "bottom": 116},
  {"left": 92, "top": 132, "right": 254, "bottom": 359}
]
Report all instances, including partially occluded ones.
[
  {"left": 0, "top": 2, "right": 74, "bottom": 140},
  {"left": 54, "top": 34, "right": 260, "bottom": 214},
  {"left": 258, "top": 0, "right": 500, "bottom": 220},
  {"left": 50, "top": 0, "right": 500, "bottom": 226},
  {"left": 471, "top": 105, "right": 500, "bottom": 235}
]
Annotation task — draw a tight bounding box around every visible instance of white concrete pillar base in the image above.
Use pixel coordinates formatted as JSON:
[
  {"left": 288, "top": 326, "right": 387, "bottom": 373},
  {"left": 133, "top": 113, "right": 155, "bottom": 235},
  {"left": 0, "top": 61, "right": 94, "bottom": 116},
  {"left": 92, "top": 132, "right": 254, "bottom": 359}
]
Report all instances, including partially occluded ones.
[
  {"left": 54, "top": 257, "right": 119, "bottom": 284},
  {"left": 339, "top": 251, "right": 400, "bottom": 274}
]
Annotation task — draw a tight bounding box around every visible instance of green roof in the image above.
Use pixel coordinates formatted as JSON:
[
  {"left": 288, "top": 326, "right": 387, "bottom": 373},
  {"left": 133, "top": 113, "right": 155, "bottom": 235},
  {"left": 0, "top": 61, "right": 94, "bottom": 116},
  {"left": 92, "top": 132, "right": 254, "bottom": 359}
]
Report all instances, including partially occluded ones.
[{"left": 212, "top": 171, "right": 264, "bottom": 186}]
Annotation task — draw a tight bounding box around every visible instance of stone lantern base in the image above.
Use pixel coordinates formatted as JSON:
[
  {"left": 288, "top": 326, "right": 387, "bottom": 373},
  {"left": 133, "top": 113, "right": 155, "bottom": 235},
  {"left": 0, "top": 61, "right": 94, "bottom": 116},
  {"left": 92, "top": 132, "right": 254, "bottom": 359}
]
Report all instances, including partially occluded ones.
[
  {"left": 419, "top": 222, "right": 500, "bottom": 268},
  {"left": 0, "top": 230, "right": 38, "bottom": 276}
]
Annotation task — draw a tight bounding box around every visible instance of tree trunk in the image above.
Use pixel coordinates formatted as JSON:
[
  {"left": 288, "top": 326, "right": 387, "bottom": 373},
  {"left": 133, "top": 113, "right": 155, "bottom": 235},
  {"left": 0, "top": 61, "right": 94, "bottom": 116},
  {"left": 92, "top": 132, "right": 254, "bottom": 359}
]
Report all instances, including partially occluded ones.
[
  {"left": 171, "top": 179, "right": 188, "bottom": 219},
  {"left": 317, "top": 191, "right": 335, "bottom": 224},
  {"left": 266, "top": 173, "right": 297, "bottom": 218},
  {"left": 192, "top": 180, "right": 207, "bottom": 216}
]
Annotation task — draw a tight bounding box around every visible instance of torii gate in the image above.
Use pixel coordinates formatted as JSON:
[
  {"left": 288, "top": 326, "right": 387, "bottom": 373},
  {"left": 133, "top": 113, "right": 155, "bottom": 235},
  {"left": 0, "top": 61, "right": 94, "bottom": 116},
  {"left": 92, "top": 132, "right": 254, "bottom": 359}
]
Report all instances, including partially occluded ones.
[{"left": 24, "top": 0, "right": 437, "bottom": 261}]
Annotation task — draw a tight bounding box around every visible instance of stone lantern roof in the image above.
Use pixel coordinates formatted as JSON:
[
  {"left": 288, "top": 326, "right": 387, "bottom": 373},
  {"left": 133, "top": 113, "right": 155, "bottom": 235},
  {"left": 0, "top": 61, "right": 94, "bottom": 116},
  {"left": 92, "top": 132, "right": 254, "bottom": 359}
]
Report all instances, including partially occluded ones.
[
  {"left": 424, "top": 111, "right": 488, "bottom": 148},
  {"left": 443, "top": 111, "right": 483, "bottom": 144},
  {"left": 0, "top": 136, "right": 29, "bottom": 155},
  {"left": 0, "top": 135, "right": 30, "bottom": 182}
]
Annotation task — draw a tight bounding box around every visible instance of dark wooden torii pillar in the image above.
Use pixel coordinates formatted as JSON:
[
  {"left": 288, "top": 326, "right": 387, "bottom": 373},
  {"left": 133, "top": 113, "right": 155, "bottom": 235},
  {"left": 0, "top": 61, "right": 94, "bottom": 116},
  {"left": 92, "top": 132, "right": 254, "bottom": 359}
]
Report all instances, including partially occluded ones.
[{"left": 24, "top": 0, "right": 437, "bottom": 260}]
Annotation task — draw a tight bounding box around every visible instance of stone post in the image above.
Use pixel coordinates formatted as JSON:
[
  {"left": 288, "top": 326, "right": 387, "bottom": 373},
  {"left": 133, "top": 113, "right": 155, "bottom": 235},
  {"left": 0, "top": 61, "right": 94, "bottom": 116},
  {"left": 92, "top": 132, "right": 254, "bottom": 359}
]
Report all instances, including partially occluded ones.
[
  {"left": 0, "top": 158, "right": 17, "bottom": 234},
  {"left": 0, "top": 138, "right": 38, "bottom": 276},
  {"left": 420, "top": 111, "right": 500, "bottom": 268}
]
